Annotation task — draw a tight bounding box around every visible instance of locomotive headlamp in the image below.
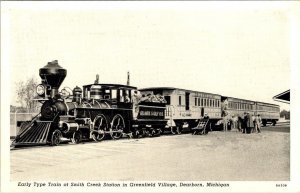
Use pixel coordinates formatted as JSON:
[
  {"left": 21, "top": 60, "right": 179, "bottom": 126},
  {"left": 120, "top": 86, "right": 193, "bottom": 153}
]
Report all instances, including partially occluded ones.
[{"left": 36, "top": 84, "right": 45, "bottom": 96}]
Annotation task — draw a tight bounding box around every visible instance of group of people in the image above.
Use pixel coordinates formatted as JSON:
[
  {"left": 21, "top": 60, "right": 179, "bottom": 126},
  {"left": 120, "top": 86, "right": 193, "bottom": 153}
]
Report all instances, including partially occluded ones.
[{"left": 223, "top": 112, "right": 262, "bottom": 134}]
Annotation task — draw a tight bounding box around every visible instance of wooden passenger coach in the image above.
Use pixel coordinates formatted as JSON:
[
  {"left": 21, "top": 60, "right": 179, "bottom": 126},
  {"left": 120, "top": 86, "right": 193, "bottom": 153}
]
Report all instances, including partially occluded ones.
[{"left": 139, "top": 87, "right": 222, "bottom": 134}]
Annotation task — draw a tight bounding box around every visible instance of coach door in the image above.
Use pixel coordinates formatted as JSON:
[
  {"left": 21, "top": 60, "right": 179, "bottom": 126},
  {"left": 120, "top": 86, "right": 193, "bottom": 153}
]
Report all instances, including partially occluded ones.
[
  {"left": 185, "top": 92, "right": 190, "bottom": 111},
  {"left": 201, "top": 107, "right": 204, "bottom": 117}
]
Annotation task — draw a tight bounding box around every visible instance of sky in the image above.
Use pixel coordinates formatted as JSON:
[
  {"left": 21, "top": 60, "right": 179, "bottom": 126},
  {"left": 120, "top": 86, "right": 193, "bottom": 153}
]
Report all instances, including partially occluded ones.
[{"left": 2, "top": 1, "right": 297, "bottom": 111}]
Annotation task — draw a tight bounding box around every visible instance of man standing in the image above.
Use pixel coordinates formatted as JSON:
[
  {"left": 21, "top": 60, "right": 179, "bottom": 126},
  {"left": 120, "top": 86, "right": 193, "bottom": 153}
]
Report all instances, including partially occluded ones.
[
  {"left": 256, "top": 114, "right": 262, "bottom": 133},
  {"left": 246, "top": 112, "right": 254, "bottom": 134},
  {"left": 223, "top": 114, "right": 228, "bottom": 132},
  {"left": 252, "top": 114, "right": 257, "bottom": 133},
  {"left": 242, "top": 112, "right": 248, "bottom": 133},
  {"left": 231, "top": 115, "right": 238, "bottom": 131}
]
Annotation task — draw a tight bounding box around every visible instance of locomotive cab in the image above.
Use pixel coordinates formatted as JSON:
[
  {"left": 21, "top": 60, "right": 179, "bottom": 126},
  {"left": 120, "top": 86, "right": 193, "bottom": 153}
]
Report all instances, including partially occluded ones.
[{"left": 82, "top": 83, "right": 137, "bottom": 107}]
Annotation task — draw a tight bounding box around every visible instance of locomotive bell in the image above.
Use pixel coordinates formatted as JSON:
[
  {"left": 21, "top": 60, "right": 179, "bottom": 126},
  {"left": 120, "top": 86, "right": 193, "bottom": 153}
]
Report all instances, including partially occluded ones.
[{"left": 39, "top": 60, "right": 67, "bottom": 98}]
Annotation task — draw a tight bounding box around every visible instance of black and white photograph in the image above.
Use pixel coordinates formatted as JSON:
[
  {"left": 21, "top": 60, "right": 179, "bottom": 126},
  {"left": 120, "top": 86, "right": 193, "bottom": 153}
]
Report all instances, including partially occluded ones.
[{"left": 1, "top": 1, "right": 300, "bottom": 192}]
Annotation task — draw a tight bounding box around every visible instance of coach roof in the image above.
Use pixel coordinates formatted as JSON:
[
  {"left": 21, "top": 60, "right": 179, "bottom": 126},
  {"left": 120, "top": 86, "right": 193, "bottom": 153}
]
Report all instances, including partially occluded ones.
[{"left": 139, "top": 87, "right": 221, "bottom": 96}]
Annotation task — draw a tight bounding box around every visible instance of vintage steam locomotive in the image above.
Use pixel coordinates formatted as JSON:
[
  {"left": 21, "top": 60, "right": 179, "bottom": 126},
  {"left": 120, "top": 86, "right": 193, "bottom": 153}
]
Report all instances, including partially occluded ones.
[{"left": 13, "top": 61, "right": 167, "bottom": 146}]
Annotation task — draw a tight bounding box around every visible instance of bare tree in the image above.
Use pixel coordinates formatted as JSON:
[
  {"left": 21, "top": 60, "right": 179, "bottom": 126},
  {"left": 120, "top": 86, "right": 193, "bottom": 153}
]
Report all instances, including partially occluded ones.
[
  {"left": 280, "top": 109, "right": 290, "bottom": 120},
  {"left": 16, "top": 77, "right": 39, "bottom": 112}
]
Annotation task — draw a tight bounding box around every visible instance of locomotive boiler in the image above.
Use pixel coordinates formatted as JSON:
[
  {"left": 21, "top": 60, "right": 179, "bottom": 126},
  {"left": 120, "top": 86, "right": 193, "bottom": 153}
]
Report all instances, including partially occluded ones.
[{"left": 13, "top": 60, "right": 167, "bottom": 146}]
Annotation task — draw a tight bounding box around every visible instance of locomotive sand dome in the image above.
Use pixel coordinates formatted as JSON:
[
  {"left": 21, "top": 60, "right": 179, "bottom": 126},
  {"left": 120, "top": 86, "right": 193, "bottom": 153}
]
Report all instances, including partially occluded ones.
[{"left": 72, "top": 86, "right": 82, "bottom": 103}]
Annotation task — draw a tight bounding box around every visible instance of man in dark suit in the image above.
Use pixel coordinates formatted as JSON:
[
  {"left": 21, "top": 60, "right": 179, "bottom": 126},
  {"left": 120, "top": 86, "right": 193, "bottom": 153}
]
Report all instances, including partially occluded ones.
[
  {"left": 242, "top": 112, "right": 248, "bottom": 133},
  {"left": 246, "top": 112, "right": 254, "bottom": 134}
]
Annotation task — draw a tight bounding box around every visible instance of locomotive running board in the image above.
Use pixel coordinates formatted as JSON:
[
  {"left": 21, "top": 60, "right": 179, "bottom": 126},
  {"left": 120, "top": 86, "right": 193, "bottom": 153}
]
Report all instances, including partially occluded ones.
[{"left": 12, "top": 121, "right": 52, "bottom": 146}]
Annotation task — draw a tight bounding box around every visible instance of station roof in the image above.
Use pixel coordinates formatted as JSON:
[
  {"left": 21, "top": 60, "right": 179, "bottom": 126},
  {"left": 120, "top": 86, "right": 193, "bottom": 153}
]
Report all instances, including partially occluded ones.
[{"left": 273, "top": 89, "right": 290, "bottom": 104}]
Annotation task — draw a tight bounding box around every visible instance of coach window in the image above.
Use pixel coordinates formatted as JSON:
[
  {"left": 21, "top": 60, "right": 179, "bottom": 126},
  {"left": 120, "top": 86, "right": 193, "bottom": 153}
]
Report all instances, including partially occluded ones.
[
  {"left": 198, "top": 98, "right": 200, "bottom": 107},
  {"left": 204, "top": 99, "right": 206, "bottom": 106},
  {"left": 104, "top": 89, "right": 111, "bottom": 99},
  {"left": 119, "top": 90, "right": 124, "bottom": 102},
  {"left": 217, "top": 100, "right": 219, "bottom": 107},
  {"left": 195, "top": 98, "right": 197, "bottom": 106},
  {"left": 179, "top": 96, "right": 182, "bottom": 106},
  {"left": 201, "top": 98, "right": 203, "bottom": 106},
  {"left": 111, "top": 89, "right": 117, "bottom": 101}
]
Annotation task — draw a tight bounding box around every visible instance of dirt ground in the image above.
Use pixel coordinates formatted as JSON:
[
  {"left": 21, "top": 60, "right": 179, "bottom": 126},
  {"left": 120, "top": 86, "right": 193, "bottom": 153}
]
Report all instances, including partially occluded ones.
[{"left": 11, "top": 125, "right": 289, "bottom": 181}]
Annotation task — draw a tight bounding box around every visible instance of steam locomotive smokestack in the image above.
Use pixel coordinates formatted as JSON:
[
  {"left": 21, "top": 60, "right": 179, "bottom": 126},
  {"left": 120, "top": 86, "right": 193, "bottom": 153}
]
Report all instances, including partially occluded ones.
[
  {"left": 127, "top": 71, "right": 130, "bottom": 86},
  {"left": 39, "top": 60, "right": 67, "bottom": 98}
]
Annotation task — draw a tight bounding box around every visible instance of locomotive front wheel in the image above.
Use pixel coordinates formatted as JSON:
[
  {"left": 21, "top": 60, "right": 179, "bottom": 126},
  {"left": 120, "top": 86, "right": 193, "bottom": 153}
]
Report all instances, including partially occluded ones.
[
  {"left": 71, "top": 130, "right": 82, "bottom": 144},
  {"left": 110, "top": 114, "right": 125, "bottom": 140},
  {"left": 51, "top": 129, "right": 62, "bottom": 146},
  {"left": 91, "top": 114, "right": 108, "bottom": 142}
]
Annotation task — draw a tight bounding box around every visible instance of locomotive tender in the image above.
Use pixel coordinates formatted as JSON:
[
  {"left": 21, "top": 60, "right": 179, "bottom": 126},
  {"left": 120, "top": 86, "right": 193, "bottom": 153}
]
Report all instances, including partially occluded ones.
[{"left": 13, "top": 61, "right": 167, "bottom": 146}]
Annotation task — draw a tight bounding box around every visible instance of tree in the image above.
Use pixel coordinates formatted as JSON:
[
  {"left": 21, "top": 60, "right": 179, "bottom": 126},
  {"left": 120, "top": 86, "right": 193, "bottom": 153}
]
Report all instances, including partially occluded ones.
[
  {"left": 16, "top": 77, "right": 39, "bottom": 112},
  {"left": 280, "top": 109, "right": 290, "bottom": 120}
]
